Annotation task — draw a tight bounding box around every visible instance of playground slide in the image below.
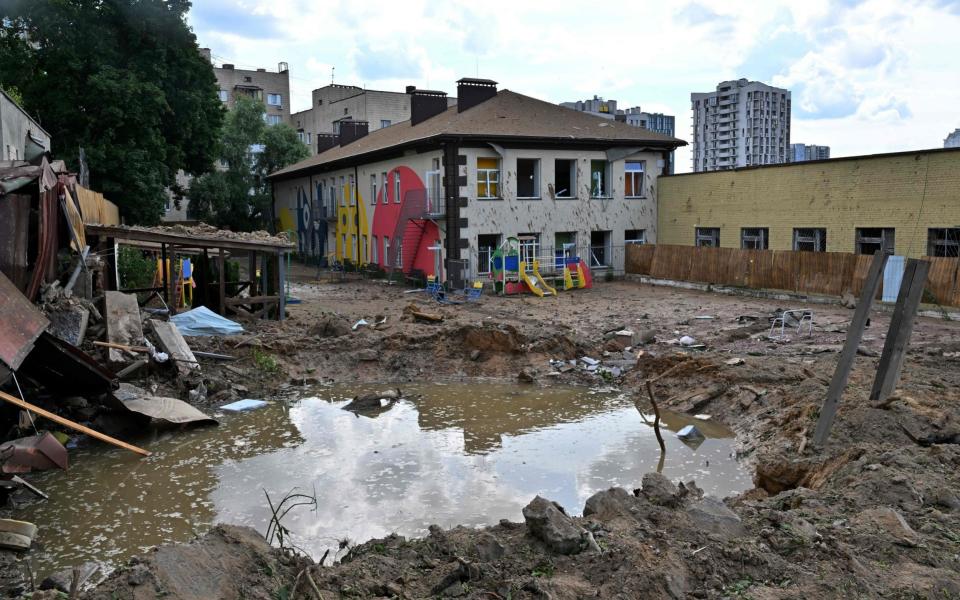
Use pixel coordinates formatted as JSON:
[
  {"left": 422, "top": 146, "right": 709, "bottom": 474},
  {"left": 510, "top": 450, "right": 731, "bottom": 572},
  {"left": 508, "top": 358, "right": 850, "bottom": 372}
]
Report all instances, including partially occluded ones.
[
  {"left": 577, "top": 259, "right": 593, "bottom": 288},
  {"left": 519, "top": 261, "right": 556, "bottom": 297}
]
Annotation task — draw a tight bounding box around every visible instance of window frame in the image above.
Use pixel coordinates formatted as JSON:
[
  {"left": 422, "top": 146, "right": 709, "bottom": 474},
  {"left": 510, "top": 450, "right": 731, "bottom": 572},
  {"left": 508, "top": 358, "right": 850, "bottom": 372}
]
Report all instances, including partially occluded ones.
[
  {"left": 267, "top": 93, "right": 283, "bottom": 107},
  {"left": 394, "top": 171, "right": 401, "bottom": 204},
  {"left": 928, "top": 227, "right": 960, "bottom": 257},
  {"left": 477, "top": 234, "right": 502, "bottom": 276},
  {"left": 218, "top": 90, "right": 228, "bottom": 102},
  {"left": 793, "top": 228, "right": 826, "bottom": 252},
  {"left": 855, "top": 227, "right": 895, "bottom": 255},
  {"left": 380, "top": 119, "right": 391, "bottom": 128},
  {"left": 516, "top": 158, "right": 541, "bottom": 199},
  {"left": 553, "top": 159, "right": 576, "bottom": 199},
  {"left": 590, "top": 230, "right": 612, "bottom": 267},
  {"left": 695, "top": 227, "right": 720, "bottom": 247},
  {"left": 590, "top": 160, "right": 612, "bottom": 199},
  {"left": 371, "top": 235, "right": 379, "bottom": 264},
  {"left": 624, "top": 160, "right": 646, "bottom": 199},
  {"left": 370, "top": 174, "right": 377, "bottom": 205},
  {"left": 348, "top": 174, "right": 356, "bottom": 206},
  {"left": 624, "top": 229, "right": 646, "bottom": 245},
  {"left": 740, "top": 227, "right": 769, "bottom": 250},
  {"left": 339, "top": 176, "right": 346, "bottom": 207},
  {"left": 477, "top": 157, "right": 501, "bottom": 200},
  {"left": 381, "top": 172, "right": 388, "bottom": 204}
]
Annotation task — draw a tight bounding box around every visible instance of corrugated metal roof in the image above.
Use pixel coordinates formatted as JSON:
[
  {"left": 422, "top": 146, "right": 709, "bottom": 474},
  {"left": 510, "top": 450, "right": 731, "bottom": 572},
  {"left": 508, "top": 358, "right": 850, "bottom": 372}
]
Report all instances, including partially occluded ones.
[{"left": 0, "top": 270, "right": 50, "bottom": 370}]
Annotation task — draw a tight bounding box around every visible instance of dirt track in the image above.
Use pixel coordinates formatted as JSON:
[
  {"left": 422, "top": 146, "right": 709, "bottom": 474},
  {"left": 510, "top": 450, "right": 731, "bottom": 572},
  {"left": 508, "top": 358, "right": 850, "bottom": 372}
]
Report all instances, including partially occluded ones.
[{"left": 85, "top": 269, "right": 960, "bottom": 599}]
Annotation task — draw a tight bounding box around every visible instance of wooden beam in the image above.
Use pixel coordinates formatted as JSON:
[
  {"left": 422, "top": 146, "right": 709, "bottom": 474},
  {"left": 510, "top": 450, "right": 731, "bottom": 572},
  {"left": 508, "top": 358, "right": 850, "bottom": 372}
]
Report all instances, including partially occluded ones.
[
  {"left": 869, "top": 259, "right": 930, "bottom": 402},
  {"left": 223, "top": 295, "right": 280, "bottom": 306},
  {"left": 85, "top": 224, "right": 294, "bottom": 253},
  {"left": 0, "top": 390, "right": 151, "bottom": 457},
  {"left": 277, "top": 249, "right": 286, "bottom": 321},
  {"left": 218, "top": 248, "right": 226, "bottom": 316},
  {"left": 161, "top": 242, "right": 169, "bottom": 305},
  {"left": 248, "top": 251, "right": 258, "bottom": 297},
  {"left": 812, "top": 251, "right": 888, "bottom": 446}
]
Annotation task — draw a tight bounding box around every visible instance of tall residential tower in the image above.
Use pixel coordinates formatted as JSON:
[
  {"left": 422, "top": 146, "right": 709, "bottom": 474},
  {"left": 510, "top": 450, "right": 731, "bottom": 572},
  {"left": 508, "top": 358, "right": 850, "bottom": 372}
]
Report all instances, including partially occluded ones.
[{"left": 691, "top": 79, "right": 790, "bottom": 172}]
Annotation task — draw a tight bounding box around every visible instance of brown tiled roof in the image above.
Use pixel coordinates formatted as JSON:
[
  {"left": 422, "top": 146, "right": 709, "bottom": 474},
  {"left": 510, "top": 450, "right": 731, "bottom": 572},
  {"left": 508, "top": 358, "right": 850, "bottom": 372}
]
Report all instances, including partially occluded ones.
[{"left": 271, "top": 90, "right": 686, "bottom": 179}]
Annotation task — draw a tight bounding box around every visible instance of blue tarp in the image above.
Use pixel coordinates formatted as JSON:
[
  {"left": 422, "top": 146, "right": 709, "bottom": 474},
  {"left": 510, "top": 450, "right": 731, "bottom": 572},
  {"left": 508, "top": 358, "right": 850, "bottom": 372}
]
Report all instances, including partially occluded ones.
[{"left": 170, "top": 306, "right": 243, "bottom": 337}]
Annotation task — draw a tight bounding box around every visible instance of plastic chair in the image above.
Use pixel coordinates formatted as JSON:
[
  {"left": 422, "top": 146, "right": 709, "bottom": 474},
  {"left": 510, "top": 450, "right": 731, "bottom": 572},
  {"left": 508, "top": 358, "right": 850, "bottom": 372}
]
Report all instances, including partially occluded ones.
[
  {"left": 770, "top": 309, "right": 814, "bottom": 338},
  {"left": 465, "top": 281, "right": 484, "bottom": 302}
]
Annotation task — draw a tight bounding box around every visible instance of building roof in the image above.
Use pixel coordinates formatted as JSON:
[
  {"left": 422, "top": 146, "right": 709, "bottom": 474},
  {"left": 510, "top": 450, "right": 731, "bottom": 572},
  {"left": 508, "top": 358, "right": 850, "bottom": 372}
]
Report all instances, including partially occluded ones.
[{"left": 271, "top": 90, "right": 687, "bottom": 179}]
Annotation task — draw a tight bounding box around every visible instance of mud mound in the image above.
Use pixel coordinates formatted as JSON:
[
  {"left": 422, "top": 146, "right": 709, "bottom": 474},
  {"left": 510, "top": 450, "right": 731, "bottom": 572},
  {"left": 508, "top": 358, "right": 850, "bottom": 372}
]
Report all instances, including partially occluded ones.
[
  {"left": 83, "top": 525, "right": 309, "bottom": 600},
  {"left": 453, "top": 324, "right": 526, "bottom": 354}
]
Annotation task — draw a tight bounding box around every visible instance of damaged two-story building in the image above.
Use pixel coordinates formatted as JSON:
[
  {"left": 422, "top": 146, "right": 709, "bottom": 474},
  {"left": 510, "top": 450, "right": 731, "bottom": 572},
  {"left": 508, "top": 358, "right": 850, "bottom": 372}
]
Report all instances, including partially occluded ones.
[{"left": 270, "top": 79, "right": 685, "bottom": 284}]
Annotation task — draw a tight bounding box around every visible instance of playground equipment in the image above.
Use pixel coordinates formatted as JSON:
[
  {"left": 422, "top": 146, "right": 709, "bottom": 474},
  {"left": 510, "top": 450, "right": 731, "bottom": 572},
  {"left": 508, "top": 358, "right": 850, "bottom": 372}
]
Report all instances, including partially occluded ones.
[
  {"left": 519, "top": 260, "right": 556, "bottom": 297},
  {"left": 562, "top": 257, "right": 593, "bottom": 290}
]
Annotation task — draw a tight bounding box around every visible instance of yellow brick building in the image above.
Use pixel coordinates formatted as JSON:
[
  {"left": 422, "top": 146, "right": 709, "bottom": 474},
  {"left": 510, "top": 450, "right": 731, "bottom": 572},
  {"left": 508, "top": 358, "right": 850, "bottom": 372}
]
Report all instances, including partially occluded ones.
[{"left": 658, "top": 148, "right": 960, "bottom": 259}]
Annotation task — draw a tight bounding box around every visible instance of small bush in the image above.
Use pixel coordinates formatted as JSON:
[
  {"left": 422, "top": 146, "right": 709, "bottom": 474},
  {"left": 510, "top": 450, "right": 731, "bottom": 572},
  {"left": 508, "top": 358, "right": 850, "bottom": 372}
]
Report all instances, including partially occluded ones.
[
  {"left": 118, "top": 246, "right": 157, "bottom": 290},
  {"left": 253, "top": 348, "right": 280, "bottom": 375}
]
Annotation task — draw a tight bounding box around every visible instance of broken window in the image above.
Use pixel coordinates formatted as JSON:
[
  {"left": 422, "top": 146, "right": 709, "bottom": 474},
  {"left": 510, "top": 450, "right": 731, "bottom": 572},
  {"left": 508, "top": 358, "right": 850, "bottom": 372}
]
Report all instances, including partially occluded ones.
[
  {"left": 855, "top": 227, "right": 895, "bottom": 255},
  {"left": 477, "top": 157, "right": 500, "bottom": 199},
  {"left": 590, "top": 230, "right": 611, "bottom": 267},
  {"left": 927, "top": 228, "right": 960, "bottom": 257},
  {"left": 554, "top": 231, "right": 577, "bottom": 268},
  {"left": 477, "top": 234, "right": 501, "bottom": 275},
  {"left": 590, "top": 160, "right": 611, "bottom": 198},
  {"left": 741, "top": 227, "right": 768, "bottom": 250},
  {"left": 518, "top": 234, "right": 540, "bottom": 271},
  {"left": 624, "top": 161, "right": 646, "bottom": 198},
  {"left": 793, "top": 228, "right": 826, "bottom": 252},
  {"left": 554, "top": 159, "right": 576, "bottom": 198},
  {"left": 517, "top": 158, "right": 540, "bottom": 198},
  {"left": 624, "top": 229, "right": 646, "bottom": 245},
  {"left": 695, "top": 227, "right": 720, "bottom": 247}
]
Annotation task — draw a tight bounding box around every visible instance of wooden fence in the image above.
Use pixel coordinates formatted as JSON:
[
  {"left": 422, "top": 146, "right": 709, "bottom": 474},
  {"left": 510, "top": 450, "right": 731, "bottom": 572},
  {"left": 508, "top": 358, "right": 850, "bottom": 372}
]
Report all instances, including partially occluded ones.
[{"left": 625, "top": 244, "right": 960, "bottom": 308}]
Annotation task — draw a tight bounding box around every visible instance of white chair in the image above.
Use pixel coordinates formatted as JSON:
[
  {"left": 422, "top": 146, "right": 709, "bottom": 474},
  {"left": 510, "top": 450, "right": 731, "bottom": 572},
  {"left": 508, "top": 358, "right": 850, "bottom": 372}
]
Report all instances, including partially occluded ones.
[{"left": 770, "top": 309, "right": 814, "bottom": 338}]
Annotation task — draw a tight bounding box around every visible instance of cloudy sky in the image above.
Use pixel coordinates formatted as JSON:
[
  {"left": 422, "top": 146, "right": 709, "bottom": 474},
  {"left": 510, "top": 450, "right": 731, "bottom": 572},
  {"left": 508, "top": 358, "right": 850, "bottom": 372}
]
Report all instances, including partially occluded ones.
[{"left": 188, "top": 0, "right": 960, "bottom": 172}]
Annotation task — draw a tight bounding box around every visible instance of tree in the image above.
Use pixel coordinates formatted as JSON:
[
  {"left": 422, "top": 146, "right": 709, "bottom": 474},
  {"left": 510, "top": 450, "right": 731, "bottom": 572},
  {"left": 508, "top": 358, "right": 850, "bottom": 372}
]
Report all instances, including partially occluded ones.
[
  {"left": 189, "top": 95, "right": 308, "bottom": 231},
  {"left": 0, "top": 1, "right": 223, "bottom": 224}
]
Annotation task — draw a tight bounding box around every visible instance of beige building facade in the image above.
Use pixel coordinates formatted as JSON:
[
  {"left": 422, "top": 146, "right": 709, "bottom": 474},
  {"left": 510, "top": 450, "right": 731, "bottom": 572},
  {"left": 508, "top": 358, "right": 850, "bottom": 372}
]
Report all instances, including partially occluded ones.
[{"left": 272, "top": 79, "right": 684, "bottom": 283}]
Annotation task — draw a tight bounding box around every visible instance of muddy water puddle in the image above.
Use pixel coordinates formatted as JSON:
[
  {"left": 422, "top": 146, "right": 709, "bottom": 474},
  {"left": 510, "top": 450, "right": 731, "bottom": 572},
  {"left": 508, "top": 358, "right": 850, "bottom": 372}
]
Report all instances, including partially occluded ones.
[{"left": 10, "top": 383, "right": 750, "bottom": 578}]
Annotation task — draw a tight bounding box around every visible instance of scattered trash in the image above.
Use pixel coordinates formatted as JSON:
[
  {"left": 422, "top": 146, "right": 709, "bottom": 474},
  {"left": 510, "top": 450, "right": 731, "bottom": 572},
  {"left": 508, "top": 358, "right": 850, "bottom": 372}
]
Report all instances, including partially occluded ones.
[
  {"left": 724, "top": 358, "right": 745, "bottom": 366},
  {"left": 221, "top": 399, "right": 269, "bottom": 412},
  {"left": 581, "top": 356, "right": 600, "bottom": 366},
  {"left": 677, "top": 425, "right": 704, "bottom": 440},
  {"left": 352, "top": 318, "right": 370, "bottom": 330},
  {"left": 151, "top": 319, "right": 200, "bottom": 376},
  {"left": 0, "top": 431, "right": 68, "bottom": 473},
  {"left": 693, "top": 414, "right": 712, "bottom": 421},
  {"left": 170, "top": 306, "right": 244, "bottom": 336},
  {"left": 694, "top": 315, "right": 715, "bottom": 320},
  {"left": 115, "top": 384, "right": 218, "bottom": 427},
  {"left": 679, "top": 336, "right": 696, "bottom": 347}
]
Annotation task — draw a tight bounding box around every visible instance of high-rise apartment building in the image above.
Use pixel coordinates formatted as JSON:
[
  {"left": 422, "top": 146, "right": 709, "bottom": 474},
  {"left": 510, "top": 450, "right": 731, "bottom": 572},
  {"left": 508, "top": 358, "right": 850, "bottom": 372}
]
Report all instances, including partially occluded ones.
[
  {"left": 945, "top": 128, "right": 960, "bottom": 148},
  {"left": 790, "top": 144, "right": 830, "bottom": 162},
  {"left": 560, "top": 98, "right": 677, "bottom": 173},
  {"left": 691, "top": 79, "right": 790, "bottom": 172},
  {"left": 292, "top": 84, "right": 456, "bottom": 156}
]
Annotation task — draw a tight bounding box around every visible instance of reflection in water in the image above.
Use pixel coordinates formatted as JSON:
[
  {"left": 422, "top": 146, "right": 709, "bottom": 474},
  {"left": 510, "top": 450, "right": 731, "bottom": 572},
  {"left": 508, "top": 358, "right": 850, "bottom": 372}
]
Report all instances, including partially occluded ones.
[{"left": 5, "top": 383, "right": 751, "bottom": 579}]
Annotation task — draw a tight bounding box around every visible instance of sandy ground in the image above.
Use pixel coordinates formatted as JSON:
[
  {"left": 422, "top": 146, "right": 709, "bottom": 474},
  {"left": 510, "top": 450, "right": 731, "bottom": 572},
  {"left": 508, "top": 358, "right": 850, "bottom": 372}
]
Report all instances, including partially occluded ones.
[{"left": 71, "top": 268, "right": 960, "bottom": 598}]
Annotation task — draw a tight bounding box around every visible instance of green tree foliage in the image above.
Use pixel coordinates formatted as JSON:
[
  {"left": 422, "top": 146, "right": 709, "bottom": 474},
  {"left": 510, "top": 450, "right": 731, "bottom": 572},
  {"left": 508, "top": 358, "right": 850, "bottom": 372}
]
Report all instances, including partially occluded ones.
[
  {"left": 189, "top": 95, "right": 308, "bottom": 231},
  {"left": 0, "top": 0, "right": 223, "bottom": 225}
]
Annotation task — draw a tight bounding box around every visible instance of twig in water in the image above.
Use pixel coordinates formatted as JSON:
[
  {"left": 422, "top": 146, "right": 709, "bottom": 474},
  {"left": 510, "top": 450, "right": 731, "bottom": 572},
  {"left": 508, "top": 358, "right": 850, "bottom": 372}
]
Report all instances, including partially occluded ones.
[
  {"left": 263, "top": 487, "right": 319, "bottom": 553},
  {"left": 644, "top": 380, "right": 666, "bottom": 454},
  {"left": 305, "top": 567, "right": 323, "bottom": 599}
]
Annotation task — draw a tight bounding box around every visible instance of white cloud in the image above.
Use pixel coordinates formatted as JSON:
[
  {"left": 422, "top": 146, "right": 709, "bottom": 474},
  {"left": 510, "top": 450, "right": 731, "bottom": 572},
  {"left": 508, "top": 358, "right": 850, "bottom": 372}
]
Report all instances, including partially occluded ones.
[{"left": 189, "top": 0, "right": 960, "bottom": 172}]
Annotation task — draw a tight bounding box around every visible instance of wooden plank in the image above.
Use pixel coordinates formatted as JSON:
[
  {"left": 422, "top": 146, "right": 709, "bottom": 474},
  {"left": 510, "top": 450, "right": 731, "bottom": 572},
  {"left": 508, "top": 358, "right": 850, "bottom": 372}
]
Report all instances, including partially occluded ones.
[
  {"left": 217, "top": 248, "right": 226, "bottom": 316},
  {"left": 248, "top": 251, "right": 258, "bottom": 297},
  {"left": 277, "top": 250, "right": 286, "bottom": 321},
  {"left": 150, "top": 319, "right": 199, "bottom": 377},
  {"left": 104, "top": 291, "right": 144, "bottom": 363},
  {"left": 0, "top": 390, "right": 150, "bottom": 457},
  {"left": 869, "top": 259, "right": 930, "bottom": 402},
  {"left": 223, "top": 295, "right": 280, "bottom": 306},
  {"left": 0, "top": 271, "right": 50, "bottom": 370},
  {"left": 813, "top": 251, "right": 888, "bottom": 446},
  {"left": 85, "top": 224, "right": 294, "bottom": 252}
]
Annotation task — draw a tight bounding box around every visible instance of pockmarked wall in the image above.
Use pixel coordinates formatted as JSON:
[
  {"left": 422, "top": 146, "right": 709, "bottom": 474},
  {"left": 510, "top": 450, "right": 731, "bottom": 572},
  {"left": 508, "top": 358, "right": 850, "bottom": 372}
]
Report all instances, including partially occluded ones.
[{"left": 658, "top": 148, "right": 960, "bottom": 259}]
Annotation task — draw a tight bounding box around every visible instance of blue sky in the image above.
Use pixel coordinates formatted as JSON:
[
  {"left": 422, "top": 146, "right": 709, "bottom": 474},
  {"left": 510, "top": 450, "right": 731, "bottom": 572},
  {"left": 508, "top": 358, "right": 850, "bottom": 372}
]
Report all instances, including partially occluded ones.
[{"left": 188, "top": 0, "right": 960, "bottom": 172}]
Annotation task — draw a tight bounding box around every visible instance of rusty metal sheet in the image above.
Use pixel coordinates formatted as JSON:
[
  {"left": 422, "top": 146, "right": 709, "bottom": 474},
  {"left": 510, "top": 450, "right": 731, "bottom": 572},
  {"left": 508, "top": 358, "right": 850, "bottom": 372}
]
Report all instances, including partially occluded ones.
[
  {"left": 0, "top": 271, "right": 49, "bottom": 370},
  {"left": 0, "top": 193, "right": 30, "bottom": 291}
]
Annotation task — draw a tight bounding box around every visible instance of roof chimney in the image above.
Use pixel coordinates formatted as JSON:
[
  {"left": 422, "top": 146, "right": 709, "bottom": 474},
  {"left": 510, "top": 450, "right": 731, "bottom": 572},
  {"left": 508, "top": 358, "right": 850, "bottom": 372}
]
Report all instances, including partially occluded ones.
[
  {"left": 339, "top": 121, "right": 369, "bottom": 146},
  {"left": 456, "top": 78, "right": 498, "bottom": 112},
  {"left": 316, "top": 133, "right": 339, "bottom": 154},
  {"left": 408, "top": 88, "right": 449, "bottom": 126}
]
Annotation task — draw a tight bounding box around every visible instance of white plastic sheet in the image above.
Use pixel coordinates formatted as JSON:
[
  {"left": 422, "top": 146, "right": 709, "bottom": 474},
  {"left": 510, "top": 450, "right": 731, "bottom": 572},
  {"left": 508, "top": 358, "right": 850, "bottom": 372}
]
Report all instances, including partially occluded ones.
[{"left": 170, "top": 306, "right": 243, "bottom": 337}]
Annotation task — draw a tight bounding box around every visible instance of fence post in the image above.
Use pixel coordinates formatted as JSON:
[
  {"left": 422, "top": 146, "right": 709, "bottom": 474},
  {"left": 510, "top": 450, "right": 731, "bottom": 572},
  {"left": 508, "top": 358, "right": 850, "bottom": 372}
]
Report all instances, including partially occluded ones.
[{"left": 812, "top": 251, "right": 887, "bottom": 447}]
